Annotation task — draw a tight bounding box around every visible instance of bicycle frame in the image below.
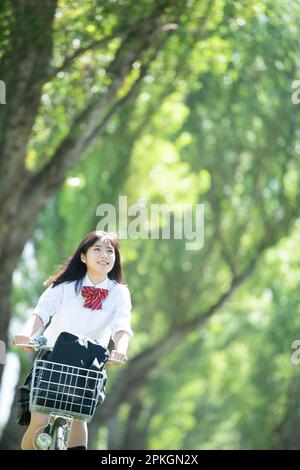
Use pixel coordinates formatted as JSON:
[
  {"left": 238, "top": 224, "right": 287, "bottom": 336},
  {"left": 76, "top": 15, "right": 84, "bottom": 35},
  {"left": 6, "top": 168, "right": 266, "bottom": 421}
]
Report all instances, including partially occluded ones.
[{"left": 16, "top": 336, "right": 124, "bottom": 450}]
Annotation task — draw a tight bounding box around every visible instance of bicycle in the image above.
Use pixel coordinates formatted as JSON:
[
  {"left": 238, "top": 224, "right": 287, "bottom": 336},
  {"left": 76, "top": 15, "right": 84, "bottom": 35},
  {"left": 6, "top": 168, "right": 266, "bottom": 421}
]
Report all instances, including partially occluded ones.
[{"left": 16, "top": 336, "right": 125, "bottom": 450}]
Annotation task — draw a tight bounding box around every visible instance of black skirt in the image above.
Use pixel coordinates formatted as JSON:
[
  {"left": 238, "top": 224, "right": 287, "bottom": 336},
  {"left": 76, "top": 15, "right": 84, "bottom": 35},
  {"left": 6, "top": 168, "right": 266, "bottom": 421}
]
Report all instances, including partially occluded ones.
[{"left": 16, "top": 350, "right": 107, "bottom": 426}]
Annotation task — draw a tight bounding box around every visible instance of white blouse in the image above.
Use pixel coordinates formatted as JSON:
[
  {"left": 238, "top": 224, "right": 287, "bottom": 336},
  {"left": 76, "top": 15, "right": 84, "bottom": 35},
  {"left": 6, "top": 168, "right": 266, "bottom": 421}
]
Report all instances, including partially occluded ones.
[{"left": 31, "top": 274, "right": 134, "bottom": 349}]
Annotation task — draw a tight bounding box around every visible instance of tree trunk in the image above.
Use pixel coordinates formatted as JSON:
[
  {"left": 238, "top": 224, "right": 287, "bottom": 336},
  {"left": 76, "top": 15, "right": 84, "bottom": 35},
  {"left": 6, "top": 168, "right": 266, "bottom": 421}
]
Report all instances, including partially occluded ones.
[
  {"left": 119, "top": 393, "right": 153, "bottom": 450},
  {"left": 273, "top": 375, "right": 300, "bottom": 450},
  {"left": 0, "top": 387, "right": 24, "bottom": 450},
  {"left": 0, "top": 352, "right": 36, "bottom": 450}
]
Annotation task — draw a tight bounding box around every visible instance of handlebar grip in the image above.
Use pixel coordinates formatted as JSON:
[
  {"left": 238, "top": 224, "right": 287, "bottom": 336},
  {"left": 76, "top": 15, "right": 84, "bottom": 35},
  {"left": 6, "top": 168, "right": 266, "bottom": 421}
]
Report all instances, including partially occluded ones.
[{"left": 107, "top": 357, "right": 125, "bottom": 364}]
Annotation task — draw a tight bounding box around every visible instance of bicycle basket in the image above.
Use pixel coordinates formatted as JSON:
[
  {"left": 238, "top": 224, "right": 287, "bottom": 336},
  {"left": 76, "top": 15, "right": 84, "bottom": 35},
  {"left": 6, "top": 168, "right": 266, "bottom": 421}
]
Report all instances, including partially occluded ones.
[{"left": 30, "top": 359, "right": 105, "bottom": 422}]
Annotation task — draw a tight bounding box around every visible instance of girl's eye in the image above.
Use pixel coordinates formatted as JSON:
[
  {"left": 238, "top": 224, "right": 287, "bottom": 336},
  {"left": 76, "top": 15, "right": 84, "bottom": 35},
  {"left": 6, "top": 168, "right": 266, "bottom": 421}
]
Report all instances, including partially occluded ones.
[{"left": 94, "top": 247, "right": 113, "bottom": 253}]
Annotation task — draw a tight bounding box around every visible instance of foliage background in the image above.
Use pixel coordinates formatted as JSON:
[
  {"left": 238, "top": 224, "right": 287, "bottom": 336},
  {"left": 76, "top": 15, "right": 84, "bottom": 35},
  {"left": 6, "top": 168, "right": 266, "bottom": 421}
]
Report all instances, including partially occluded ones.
[{"left": 1, "top": 0, "right": 300, "bottom": 450}]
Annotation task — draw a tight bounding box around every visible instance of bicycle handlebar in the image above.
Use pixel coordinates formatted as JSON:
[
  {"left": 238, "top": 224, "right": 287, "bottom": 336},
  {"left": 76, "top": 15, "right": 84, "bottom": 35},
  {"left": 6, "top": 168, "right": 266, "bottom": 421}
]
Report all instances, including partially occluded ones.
[
  {"left": 14, "top": 342, "right": 52, "bottom": 351},
  {"left": 15, "top": 337, "right": 126, "bottom": 364}
]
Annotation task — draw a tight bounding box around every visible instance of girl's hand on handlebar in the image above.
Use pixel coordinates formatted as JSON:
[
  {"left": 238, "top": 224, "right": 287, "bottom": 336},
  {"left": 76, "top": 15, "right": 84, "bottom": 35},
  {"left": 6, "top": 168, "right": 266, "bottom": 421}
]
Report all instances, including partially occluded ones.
[
  {"left": 13, "top": 335, "right": 32, "bottom": 352},
  {"left": 107, "top": 350, "right": 127, "bottom": 366}
]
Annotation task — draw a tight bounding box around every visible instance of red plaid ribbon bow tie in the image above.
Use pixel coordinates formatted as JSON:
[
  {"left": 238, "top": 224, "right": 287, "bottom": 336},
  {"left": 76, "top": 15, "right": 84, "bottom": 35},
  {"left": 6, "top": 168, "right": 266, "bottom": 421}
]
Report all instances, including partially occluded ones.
[{"left": 81, "top": 286, "right": 109, "bottom": 310}]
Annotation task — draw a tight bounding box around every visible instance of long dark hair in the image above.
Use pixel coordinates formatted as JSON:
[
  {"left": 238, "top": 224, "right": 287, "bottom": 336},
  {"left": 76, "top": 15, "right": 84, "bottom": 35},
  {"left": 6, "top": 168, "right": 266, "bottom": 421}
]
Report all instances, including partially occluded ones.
[{"left": 45, "top": 231, "right": 124, "bottom": 294}]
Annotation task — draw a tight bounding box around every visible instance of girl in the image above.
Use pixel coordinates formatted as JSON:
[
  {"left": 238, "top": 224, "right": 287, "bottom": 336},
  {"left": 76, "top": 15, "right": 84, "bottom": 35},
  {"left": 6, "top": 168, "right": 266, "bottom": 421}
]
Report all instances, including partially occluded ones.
[{"left": 13, "top": 230, "right": 134, "bottom": 450}]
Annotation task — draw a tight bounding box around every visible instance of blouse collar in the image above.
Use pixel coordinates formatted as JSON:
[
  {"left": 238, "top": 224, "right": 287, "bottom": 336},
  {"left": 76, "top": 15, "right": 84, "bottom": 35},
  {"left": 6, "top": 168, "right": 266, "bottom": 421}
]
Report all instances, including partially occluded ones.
[{"left": 83, "top": 273, "right": 109, "bottom": 289}]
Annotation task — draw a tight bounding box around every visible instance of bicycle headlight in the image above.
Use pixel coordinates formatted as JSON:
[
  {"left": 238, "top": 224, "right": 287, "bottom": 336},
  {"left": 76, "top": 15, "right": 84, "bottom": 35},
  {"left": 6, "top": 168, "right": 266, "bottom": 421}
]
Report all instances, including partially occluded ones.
[{"left": 36, "top": 432, "right": 52, "bottom": 450}]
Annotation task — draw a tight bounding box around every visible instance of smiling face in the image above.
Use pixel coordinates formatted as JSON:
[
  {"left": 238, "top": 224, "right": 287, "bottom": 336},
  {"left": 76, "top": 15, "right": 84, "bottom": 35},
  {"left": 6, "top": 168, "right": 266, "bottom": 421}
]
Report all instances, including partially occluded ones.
[{"left": 80, "top": 238, "right": 116, "bottom": 277}]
